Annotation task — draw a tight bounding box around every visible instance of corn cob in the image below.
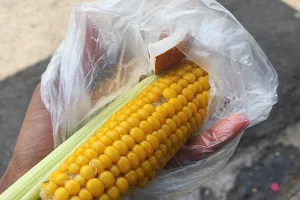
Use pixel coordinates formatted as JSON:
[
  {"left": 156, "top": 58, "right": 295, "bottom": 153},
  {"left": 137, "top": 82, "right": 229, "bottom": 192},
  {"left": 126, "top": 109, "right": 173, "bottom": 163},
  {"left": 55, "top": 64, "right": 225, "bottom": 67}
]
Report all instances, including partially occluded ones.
[{"left": 40, "top": 61, "right": 210, "bottom": 200}]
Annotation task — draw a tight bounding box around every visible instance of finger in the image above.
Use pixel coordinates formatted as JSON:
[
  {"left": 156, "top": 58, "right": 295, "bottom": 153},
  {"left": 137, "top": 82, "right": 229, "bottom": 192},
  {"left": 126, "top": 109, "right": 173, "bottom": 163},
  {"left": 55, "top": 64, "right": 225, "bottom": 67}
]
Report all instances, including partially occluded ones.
[
  {"left": 189, "top": 113, "right": 250, "bottom": 148},
  {"left": 170, "top": 113, "right": 250, "bottom": 166},
  {"left": 0, "top": 84, "right": 54, "bottom": 192},
  {"left": 11, "top": 84, "right": 53, "bottom": 176}
]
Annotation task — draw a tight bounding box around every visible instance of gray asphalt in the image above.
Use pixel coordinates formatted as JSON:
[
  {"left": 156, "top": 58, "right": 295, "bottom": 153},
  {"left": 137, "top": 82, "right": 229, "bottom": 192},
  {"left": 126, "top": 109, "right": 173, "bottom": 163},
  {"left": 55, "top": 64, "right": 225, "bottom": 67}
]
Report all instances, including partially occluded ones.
[
  {"left": 0, "top": 0, "right": 300, "bottom": 199},
  {"left": 200, "top": 0, "right": 300, "bottom": 199}
]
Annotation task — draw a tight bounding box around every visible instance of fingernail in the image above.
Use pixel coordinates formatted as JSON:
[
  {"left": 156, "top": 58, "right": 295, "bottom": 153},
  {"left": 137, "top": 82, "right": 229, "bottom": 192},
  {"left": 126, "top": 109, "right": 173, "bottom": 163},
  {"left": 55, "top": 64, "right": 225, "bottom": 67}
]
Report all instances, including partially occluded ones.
[
  {"left": 236, "top": 113, "right": 250, "bottom": 123},
  {"left": 237, "top": 113, "right": 250, "bottom": 130},
  {"left": 242, "top": 120, "right": 250, "bottom": 130}
]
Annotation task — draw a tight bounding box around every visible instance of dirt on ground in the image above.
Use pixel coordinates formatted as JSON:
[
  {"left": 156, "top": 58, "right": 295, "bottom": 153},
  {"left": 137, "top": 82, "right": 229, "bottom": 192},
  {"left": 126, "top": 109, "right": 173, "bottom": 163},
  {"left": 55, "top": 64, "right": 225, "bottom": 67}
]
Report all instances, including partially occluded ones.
[{"left": 1, "top": 0, "right": 300, "bottom": 199}]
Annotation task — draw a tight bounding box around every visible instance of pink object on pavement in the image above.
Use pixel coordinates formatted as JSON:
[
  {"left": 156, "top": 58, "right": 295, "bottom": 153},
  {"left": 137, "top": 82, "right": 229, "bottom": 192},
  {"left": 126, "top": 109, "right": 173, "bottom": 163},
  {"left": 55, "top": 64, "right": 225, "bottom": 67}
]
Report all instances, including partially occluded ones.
[{"left": 270, "top": 182, "right": 280, "bottom": 192}]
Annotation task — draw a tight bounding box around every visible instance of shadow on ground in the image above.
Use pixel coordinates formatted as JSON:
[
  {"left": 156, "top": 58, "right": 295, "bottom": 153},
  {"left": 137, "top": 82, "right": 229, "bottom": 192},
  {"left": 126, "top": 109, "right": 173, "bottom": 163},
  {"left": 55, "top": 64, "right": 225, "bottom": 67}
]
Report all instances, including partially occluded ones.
[
  {"left": 0, "top": 3, "right": 299, "bottom": 200},
  {"left": 220, "top": 0, "right": 300, "bottom": 147},
  {"left": 200, "top": 0, "right": 300, "bottom": 200},
  {"left": 0, "top": 57, "right": 51, "bottom": 176}
]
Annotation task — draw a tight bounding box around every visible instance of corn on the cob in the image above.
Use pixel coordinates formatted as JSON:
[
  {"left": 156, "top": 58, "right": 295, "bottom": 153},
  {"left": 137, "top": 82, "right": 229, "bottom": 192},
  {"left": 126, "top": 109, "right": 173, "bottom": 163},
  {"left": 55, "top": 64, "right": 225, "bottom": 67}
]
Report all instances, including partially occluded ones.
[{"left": 40, "top": 61, "right": 210, "bottom": 200}]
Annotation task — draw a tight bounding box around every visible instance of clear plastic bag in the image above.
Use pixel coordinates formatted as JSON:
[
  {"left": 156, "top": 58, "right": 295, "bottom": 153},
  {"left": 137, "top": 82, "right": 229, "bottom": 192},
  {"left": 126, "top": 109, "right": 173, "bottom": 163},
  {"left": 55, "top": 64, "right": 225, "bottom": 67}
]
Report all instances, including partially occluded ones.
[{"left": 40, "top": 0, "right": 278, "bottom": 199}]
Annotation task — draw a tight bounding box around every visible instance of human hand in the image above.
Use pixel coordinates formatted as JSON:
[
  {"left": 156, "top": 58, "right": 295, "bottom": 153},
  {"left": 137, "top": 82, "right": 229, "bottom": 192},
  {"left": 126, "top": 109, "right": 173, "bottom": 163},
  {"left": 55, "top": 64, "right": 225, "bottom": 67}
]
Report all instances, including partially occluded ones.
[
  {"left": 165, "top": 113, "right": 250, "bottom": 168},
  {"left": 0, "top": 84, "right": 54, "bottom": 193}
]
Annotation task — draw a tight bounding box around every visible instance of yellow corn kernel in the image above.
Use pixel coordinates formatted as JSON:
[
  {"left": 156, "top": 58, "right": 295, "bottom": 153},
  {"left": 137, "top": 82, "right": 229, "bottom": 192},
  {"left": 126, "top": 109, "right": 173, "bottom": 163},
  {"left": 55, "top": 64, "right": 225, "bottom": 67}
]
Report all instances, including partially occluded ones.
[
  {"left": 129, "top": 127, "right": 146, "bottom": 143},
  {"left": 198, "top": 108, "right": 206, "bottom": 119},
  {"left": 106, "top": 130, "right": 120, "bottom": 141},
  {"left": 99, "top": 135, "right": 113, "bottom": 146},
  {"left": 152, "top": 131, "right": 162, "bottom": 143},
  {"left": 165, "top": 139, "right": 173, "bottom": 152},
  {"left": 51, "top": 172, "right": 69, "bottom": 186},
  {"left": 54, "top": 187, "right": 69, "bottom": 200},
  {"left": 182, "top": 63, "right": 193, "bottom": 72},
  {"left": 109, "top": 165, "right": 121, "bottom": 177},
  {"left": 170, "top": 83, "right": 182, "bottom": 94},
  {"left": 187, "top": 84, "right": 197, "bottom": 94},
  {"left": 41, "top": 61, "right": 210, "bottom": 199},
  {"left": 175, "top": 129, "right": 184, "bottom": 142},
  {"left": 165, "top": 118, "right": 177, "bottom": 132},
  {"left": 183, "top": 72, "right": 196, "bottom": 84},
  {"left": 162, "top": 102, "right": 175, "bottom": 118},
  {"left": 121, "top": 134, "right": 135, "bottom": 150},
  {"left": 155, "top": 106, "right": 168, "bottom": 118},
  {"left": 115, "top": 177, "right": 129, "bottom": 194},
  {"left": 98, "top": 194, "right": 110, "bottom": 200},
  {"left": 125, "top": 170, "right": 137, "bottom": 186},
  {"left": 139, "top": 120, "right": 154, "bottom": 135},
  {"left": 161, "top": 124, "right": 171, "bottom": 137},
  {"left": 151, "top": 87, "right": 163, "bottom": 96},
  {"left": 146, "top": 91, "right": 159, "bottom": 102},
  {"left": 112, "top": 140, "right": 128, "bottom": 156},
  {"left": 141, "top": 161, "right": 152, "bottom": 177},
  {"left": 74, "top": 147, "right": 85, "bottom": 156},
  {"left": 151, "top": 112, "right": 165, "bottom": 124},
  {"left": 172, "top": 115, "right": 182, "bottom": 128},
  {"left": 182, "top": 88, "right": 194, "bottom": 101},
  {"left": 149, "top": 156, "right": 159, "bottom": 171},
  {"left": 169, "top": 98, "right": 182, "bottom": 112},
  {"left": 177, "top": 78, "right": 188, "bottom": 88},
  {"left": 132, "top": 144, "right": 147, "bottom": 162},
  {"left": 137, "top": 109, "right": 150, "bottom": 120},
  {"left": 138, "top": 178, "right": 149, "bottom": 188},
  {"left": 74, "top": 175, "right": 86, "bottom": 187},
  {"left": 177, "top": 94, "right": 188, "bottom": 106},
  {"left": 68, "top": 163, "right": 80, "bottom": 174},
  {"left": 135, "top": 167, "right": 145, "bottom": 181},
  {"left": 70, "top": 196, "right": 81, "bottom": 200},
  {"left": 58, "top": 163, "right": 68, "bottom": 173},
  {"left": 99, "top": 155, "right": 112, "bottom": 169},
  {"left": 170, "top": 134, "right": 179, "bottom": 149},
  {"left": 80, "top": 165, "right": 95, "bottom": 180},
  {"left": 86, "top": 178, "right": 104, "bottom": 197},
  {"left": 193, "top": 81, "right": 203, "bottom": 93},
  {"left": 90, "top": 141, "right": 106, "bottom": 154},
  {"left": 147, "top": 116, "right": 161, "bottom": 131},
  {"left": 146, "top": 134, "right": 159, "bottom": 151},
  {"left": 158, "top": 129, "right": 168, "bottom": 142},
  {"left": 83, "top": 148, "right": 98, "bottom": 160},
  {"left": 198, "top": 76, "right": 210, "bottom": 90},
  {"left": 114, "top": 126, "right": 127, "bottom": 136},
  {"left": 119, "top": 121, "right": 133, "bottom": 132},
  {"left": 140, "top": 141, "right": 153, "bottom": 158},
  {"left": 65, "top": 156, "right": 76, "bottom": 164},
  {"left": 76, "top": 155, "right": 89, "bottom": 166},
  {"left": 192, "top": 68, "right": 203, "bottom": 78},
  {"left": 42, "top": 181, "right": 58, "bottom": 195},
  {"left": 154, "top": 150, "right": 163, "bottom": 163},
  {"left": 163, "top": 88, "right": 177, "bottom": 99},
  {"left": 104, "top": 146, "right": 120, "bottom": 163},
  {"left": 78, "top": 188, "right": 93, "bottom": 200},
  {"left": 65, "top": 180, "right": 80, "bottom": 196},
  {"left": 89, "top": 158, "right": 105, "bottom": 174},
  {"left": 107, "top": 186, "right": 120, "bottom": 200},
  {"left": 117, "top": 156, "right": 131, "bottom": 173},
  {"left": 127, "top": 152, "right": 140, "bottom": 169},
  {"left": 99, "top": 171, "right": 115, "bottom": 188}
]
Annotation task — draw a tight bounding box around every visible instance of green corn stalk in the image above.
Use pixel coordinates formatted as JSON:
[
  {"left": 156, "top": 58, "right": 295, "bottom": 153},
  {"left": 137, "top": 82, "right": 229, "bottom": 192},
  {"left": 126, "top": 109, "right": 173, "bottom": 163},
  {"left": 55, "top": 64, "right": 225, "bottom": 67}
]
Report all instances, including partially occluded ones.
[{"left": 0, "top": 74, "right": 160, "bottom": 200}]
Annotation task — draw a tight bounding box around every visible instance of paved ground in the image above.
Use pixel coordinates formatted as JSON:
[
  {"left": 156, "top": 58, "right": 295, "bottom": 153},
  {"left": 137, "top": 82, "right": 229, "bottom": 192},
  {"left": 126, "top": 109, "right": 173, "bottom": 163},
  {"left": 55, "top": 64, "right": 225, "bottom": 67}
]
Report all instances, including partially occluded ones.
[
  {"left": 0, "top": 0, "right": 90, "bottom": 176},
  {"left": 0, "top": 0, "right": 89, "bottom": 80},
  {"left": 0, "top": 0, "right": 300, "bottom": 199},
  {"left": 195, "top": 0, "right": 300, "bottom": 199}
]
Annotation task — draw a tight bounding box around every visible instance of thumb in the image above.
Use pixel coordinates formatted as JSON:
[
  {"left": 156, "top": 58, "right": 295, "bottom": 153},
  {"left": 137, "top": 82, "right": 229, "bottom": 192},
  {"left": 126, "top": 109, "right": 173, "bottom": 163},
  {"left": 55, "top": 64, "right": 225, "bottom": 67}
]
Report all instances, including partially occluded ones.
[{"left": 166, "top": 113, "right": 250, "bottom": 168}]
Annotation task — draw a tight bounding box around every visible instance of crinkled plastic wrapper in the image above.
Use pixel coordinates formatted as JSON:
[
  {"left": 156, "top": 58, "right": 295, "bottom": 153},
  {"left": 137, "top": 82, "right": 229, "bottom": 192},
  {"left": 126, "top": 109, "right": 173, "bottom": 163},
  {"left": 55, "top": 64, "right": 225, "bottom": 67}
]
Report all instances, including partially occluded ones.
[{"left": 40, "top": 0, "right": 278, "bottom": 199}]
